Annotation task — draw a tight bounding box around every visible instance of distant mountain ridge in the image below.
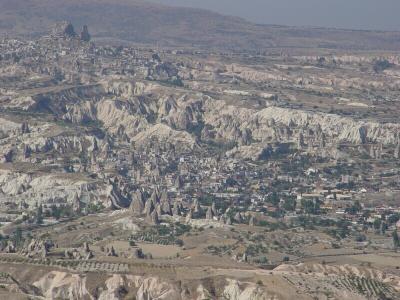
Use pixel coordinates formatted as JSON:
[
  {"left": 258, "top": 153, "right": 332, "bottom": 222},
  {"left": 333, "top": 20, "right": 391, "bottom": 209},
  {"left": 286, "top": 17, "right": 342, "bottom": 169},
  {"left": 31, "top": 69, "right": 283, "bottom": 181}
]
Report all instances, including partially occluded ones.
[{"left": 1, "top": 0, "right": 400, "bottom": 51}]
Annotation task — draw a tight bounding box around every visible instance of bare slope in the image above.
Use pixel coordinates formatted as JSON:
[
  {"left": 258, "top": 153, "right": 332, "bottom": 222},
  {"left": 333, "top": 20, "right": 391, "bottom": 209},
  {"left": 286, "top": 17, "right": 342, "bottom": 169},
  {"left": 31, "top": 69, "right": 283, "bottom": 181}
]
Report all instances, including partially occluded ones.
[{"left": 1, "top": 0, "right": 400, "bottom": 51}]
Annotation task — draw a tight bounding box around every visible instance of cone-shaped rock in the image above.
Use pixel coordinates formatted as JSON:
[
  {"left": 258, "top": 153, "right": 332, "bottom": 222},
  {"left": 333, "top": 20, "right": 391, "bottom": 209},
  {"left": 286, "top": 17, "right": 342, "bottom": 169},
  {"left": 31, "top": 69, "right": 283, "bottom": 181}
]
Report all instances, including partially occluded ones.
[
  {"left": 160, "top": 190, "right": 169, "bottom": 202},
  {"left": 211, "top": 202, "right": 217, "bottom": 216},
  {"left": 130, "top": 196, "right": 144, "bottom": 215},
  {"left": 161, "top": 201, "right": 172, "bottom": 215},
  {"left": 249, "top": 216, "right": 256, "bottom": 226},
  {"left": 144, "top": 198, "right": 154, "bottom": 215},
  {"left": 206, "top": 207, "right": 214, "bottom": 220},
  {"left": 150, "top": 190, "right": 159, "bottom": 206},
  {"left": 156, "top": 203, "right": 162, "bottom": 216},
  {"left": 186, "top": 209, "right": 193, "bottom": 223},
  {"left": 151, "top": 210, "right": 159, "bottom": 225},
  {"left": 234, "top": 212, "right": 242, "bottom": 223}
]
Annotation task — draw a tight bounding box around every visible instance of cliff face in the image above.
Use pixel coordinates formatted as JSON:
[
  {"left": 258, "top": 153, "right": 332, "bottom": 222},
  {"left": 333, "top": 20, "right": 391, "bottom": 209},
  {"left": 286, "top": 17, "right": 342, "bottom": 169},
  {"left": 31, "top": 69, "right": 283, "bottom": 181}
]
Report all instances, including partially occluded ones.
[
  {"left": 2, "top": 263, "right": 397, "bottom": 300},
  {"left": 32, "top": 271, "right": 271, "bottom": 300},
  {"left": 203, "top": 101, "right": 400, "bottom": 145},
  {"left": 20, "top": 79, "right": 400, "bottom": 149}
]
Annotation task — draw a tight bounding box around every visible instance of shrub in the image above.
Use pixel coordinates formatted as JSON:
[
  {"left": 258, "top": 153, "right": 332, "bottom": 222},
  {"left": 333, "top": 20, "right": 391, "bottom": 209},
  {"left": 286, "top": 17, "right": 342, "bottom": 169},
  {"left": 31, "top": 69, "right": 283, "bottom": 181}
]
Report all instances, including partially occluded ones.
[
  {"left": 175, "top": 239, "right": 184, "bottom": 247},
  {"left": 373, "top": 59, "right": 393, "bottom": 73}
]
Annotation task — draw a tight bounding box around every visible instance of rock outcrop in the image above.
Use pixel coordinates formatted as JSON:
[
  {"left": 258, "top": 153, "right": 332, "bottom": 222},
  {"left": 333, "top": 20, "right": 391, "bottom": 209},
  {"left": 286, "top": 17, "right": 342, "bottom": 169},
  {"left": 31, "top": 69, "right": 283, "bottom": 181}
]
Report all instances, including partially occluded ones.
[
  {"left": 51, "top": 21, "right": 77, "bottom": 38},
  {"left": 80, "top": 25, "right": 91, "bottom": 42},
  {"left": 32, "top": 271, "right": 274, "bottom": 300}
]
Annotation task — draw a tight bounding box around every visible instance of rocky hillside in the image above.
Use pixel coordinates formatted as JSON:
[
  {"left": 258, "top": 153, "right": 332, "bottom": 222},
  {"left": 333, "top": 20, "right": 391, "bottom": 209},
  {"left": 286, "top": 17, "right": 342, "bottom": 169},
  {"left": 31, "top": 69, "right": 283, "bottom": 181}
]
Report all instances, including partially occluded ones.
[
  {"left": 1, "top": 263, "right": 399, "bottom": 299},
  {"left": 1, "top": 0, "right": 400, "bottom": 50}
]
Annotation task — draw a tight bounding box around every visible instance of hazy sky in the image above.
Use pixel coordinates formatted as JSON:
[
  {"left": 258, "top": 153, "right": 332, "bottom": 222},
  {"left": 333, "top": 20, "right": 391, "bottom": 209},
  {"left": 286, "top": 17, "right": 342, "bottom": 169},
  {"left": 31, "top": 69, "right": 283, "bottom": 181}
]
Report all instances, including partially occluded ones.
[{"left": 150, "top": 0, "right": 400, "bottom": 31}]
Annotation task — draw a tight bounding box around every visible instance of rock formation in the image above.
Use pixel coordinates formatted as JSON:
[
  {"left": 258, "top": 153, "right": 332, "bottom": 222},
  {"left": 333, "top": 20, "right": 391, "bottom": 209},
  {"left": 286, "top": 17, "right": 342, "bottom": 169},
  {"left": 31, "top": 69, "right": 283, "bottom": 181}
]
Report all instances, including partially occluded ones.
[
  {"left": 106, "top": 246, "right": 117, "bottom": 257},
  {"left": 144, "top": 198, "right": 155, "bottom": 216},
  {"left": 52, "top": 21, "right": 77, "bottom": 38},
  {"left": 80, "top": 25, "right": 91, "bottom": 42},
  {"left": 130, "top": 192, "right": 145, "bottom": 215},
  {"left": 249, "top": 216, "right": 256, "bottom": 226},
  {"left": 146, "top": 210, "right": 159, "bottom": 225},
  {"left": 234, "top": 212, "right": 243, "bottom": 223},
  {"left": 206, "top": 206, "right": 214, "bottom": 220}
]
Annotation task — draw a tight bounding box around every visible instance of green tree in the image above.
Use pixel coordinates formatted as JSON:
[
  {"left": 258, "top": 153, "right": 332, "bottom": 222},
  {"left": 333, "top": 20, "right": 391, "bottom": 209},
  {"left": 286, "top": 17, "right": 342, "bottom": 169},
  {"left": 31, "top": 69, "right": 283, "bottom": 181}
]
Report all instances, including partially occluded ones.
[
  {"left": 13, "top": 227, "right": 23, "bottom": 247},
  {"left": 51, "top": 206, "right": 61, "bottom": 219},
  {"left": 301, "top": 199, "right": 321, "bottom": 215},
  {"left": 283, "top": 197, "right": 296, "bottom": 211},
  {"left": 336, "top": 219, "right": 350, "bottom": 239},
  {"left": 393, "top": 230, "right": 400, "bottom": 249},
  {"left": 373, "top": 219, "right": 382, "bottom": 231},
  {"left": 267, "top": 192, "right": 280, "bottom": 206},
  {"left": 373, "top": 59, "right": 393, "bottom": 73},
  {"left": 36, "top": 204, "right": 43, "bottom": 225},
  {"left": 387, "top": 214, "right": 400, "bottom": 225},
  {"left": 346, "top": 200, "right": 361, "bottom": 215},
  {"left": 380, "top": 222, "right": 388, "bottom": 235}
]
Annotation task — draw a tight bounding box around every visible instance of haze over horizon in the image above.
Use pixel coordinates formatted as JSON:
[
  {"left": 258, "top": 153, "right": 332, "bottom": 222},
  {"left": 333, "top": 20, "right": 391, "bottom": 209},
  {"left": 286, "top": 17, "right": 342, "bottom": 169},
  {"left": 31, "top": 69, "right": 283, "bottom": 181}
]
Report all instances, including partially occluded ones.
[{"left": 150, "top": 0, "right": 400, "bottom": 31}]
